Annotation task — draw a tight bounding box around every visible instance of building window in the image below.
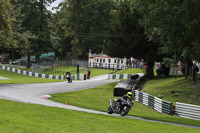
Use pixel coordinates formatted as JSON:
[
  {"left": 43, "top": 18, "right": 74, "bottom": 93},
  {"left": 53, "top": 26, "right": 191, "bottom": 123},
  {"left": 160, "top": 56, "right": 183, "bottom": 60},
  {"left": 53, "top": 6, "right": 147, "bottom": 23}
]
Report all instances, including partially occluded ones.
[
  {"left": 97, "top": 58, "right": 99, "bottom": 62},
  {"left": 121, "top": 60, "right": 123, "bottom": 64},
  {"left": 117, "top": 59, "right": 120, "bottom": 64},
  {"left": 109, "top": 59, "right": 111, "bottom": 63},
  {"left": 100, "top": 58, "right": 102, "bottom": 63},
  {"left": 103, "top": 59, "right": 105, "bottom": 62},
  {"left": 114, "top": 59, "right": 116, "bottom": 63}
]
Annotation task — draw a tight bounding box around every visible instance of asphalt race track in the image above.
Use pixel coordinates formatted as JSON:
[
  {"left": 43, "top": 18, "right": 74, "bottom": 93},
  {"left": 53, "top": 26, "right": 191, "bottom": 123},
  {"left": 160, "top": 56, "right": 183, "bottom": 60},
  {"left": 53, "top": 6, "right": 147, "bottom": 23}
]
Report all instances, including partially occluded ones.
[{"left": 0, "top": 74, "right": 199, "bottom": 129}]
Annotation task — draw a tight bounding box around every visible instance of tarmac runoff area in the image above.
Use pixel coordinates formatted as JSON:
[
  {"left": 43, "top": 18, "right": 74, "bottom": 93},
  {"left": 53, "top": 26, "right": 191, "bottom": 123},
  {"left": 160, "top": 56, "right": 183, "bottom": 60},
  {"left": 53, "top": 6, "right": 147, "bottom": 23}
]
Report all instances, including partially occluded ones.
[{"left": 0, "top": 74, "right": 200, "bottom": 129}]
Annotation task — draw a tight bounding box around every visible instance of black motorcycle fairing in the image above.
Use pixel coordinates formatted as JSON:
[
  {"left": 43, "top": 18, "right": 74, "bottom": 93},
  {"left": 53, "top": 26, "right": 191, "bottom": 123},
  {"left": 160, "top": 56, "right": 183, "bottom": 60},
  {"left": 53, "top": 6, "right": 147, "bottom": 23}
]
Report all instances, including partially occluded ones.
[{"left": 108, "top": 99, "right": 133, "bottom": 116}]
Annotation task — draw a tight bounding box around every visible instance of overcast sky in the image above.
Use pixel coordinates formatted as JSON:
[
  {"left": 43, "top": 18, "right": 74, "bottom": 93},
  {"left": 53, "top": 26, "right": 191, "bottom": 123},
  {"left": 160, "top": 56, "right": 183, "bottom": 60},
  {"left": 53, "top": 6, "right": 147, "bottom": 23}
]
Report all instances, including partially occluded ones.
[{"left": 48, "top": 0, "right": 63, "bottom": 13}]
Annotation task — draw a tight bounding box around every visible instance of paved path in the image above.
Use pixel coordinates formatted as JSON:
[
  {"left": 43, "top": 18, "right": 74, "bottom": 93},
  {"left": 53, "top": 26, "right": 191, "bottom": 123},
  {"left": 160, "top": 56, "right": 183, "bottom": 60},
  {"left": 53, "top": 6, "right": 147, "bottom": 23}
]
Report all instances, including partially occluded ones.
[
  {"left": 0, "top": 75, "right": 115, "bottom": 103},
  {"left": 0, "top": 75, "right": 200, "bottom": 129}
]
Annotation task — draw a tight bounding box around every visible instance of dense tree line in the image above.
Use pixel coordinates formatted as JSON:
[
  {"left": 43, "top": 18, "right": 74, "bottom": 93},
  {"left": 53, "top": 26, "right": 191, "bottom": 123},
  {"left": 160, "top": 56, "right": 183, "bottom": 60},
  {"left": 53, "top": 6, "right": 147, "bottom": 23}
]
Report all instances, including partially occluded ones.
[
  {"left": 136, "top": 0, "right": 200, "bottom": 77},
  {"left": 53, "top": 0, "right": 116, "bottom": 59},
  {"left": 1, "top": 0, "right": 200, "bottom": 78},
  {"left": 0, "top": 0, "right": 55, "bottom": 67}
]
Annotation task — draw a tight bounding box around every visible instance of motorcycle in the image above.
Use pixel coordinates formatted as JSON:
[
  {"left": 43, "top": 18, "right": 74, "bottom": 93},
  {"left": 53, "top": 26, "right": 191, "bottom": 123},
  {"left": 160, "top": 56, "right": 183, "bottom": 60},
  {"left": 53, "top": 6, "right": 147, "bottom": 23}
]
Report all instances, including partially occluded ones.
[
  {"left": 66, "top": 74, "right": 72, "bottom": 83},
  {"left": 107, "top": 98, "right": 133, "bottom": 116}
]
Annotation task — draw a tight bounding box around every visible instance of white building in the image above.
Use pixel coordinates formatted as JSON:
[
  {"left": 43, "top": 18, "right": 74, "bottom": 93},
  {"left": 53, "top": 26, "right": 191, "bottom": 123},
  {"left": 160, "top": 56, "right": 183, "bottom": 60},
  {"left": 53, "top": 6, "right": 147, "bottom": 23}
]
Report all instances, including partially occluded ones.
[{"left": 88, "top": 53, "right": 127, "bottom": 70}]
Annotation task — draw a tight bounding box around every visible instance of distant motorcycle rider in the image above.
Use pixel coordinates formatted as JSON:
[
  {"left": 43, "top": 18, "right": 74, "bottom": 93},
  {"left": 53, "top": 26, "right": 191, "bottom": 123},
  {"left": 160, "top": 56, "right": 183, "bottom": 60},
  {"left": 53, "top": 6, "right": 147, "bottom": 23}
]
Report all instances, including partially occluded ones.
[{"left": 65, "top": 71, "right": 72, "bottom": 83}]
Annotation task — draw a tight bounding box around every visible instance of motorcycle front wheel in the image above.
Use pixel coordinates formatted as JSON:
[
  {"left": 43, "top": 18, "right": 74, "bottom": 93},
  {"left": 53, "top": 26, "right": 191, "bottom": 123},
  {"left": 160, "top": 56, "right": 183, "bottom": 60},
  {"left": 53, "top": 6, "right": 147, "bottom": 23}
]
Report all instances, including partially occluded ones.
[
  {"left": 120, "top": 106, "right": 130, "bottom": 116},
  {"left": 107, "top": 106, "right": 113, "bottom": 114}
]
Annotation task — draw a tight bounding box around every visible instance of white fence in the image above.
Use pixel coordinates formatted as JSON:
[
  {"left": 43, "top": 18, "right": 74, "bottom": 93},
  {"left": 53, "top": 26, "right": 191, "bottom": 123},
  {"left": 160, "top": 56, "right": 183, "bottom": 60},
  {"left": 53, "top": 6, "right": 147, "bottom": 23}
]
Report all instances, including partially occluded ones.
[
  {"left": 108, "top": 73, "right": 145, "bottom": 80},
  {"left": 175, "top": 102, "right": 200, "bottom": 120},
  {"left": 134, "top": 90, "right": 173, "bottom": 115}
]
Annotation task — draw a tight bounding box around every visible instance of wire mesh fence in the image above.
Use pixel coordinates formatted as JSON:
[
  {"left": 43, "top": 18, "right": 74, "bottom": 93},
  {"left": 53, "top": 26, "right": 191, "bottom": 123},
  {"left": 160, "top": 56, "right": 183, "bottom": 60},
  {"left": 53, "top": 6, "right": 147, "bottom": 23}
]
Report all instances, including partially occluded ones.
[{"left": 32, "top": 60, "right": 88, "bottom": 76}]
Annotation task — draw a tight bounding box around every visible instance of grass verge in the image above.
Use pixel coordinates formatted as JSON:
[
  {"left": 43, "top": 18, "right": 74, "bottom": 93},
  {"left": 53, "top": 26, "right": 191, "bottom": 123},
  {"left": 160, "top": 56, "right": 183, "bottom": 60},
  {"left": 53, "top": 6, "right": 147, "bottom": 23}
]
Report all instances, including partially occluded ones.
[
  {"left": 114, "top": 68, "right": 145, "bottom": 74},
  {"left": 114, "top": 68, "right": 157, "bottom": 76},
  {"left": 49, "top": 81, "right": 200, "bottom": 127},
  {"left": 0, "top": 99, "right": 199, "bottom": 132},
  {"left": 0, "top": 69, "right": 61, "bottom": 84},
  {"left": 142, "top": 76, "right": 200, "bottom": 105}
]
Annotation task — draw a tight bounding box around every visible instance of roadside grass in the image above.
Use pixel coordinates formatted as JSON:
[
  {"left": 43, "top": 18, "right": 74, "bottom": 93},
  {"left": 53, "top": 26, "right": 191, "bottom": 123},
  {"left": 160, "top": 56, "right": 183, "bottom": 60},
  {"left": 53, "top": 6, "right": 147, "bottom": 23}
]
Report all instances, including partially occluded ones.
[
  {"left": 49, "top": 82, "right": 200, "bottom": 127},
  {"left": 0, "top": 99, "right": 199, "bottom": 133},
  {"left": 18, "top": 66, "right": 77, "bottom": 75},
  {"left": 142, "top": 76, "right": 200, "bottom": 105},
  {"left": 0, "top": 69, "right": 61, "bottom": 84},
  {"left": 114, "top": 68, "right": 157, "bottom": 76},
  {"left": 114, "top": 68, "right": 145, "bottom": 74},
  {"left": 89, "top": 68, "right": 115, "bottom": 77}
]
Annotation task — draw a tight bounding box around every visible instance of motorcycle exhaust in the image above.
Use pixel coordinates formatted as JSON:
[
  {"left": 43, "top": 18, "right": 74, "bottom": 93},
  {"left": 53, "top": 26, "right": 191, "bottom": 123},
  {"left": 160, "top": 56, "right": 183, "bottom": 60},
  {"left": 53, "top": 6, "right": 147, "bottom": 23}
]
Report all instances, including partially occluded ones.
[
  {"left": 109, "top": 99, "right": 112, "bottom": 106},
  {"left": 109, "top": 99, "right": 114, "bottom": 110}
]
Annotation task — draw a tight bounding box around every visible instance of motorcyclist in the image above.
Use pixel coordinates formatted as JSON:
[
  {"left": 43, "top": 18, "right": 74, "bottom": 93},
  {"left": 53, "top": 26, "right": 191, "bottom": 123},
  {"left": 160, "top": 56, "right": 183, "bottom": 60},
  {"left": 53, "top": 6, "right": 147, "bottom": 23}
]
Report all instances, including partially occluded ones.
[
  {"left": 115, "top": 91, "right": 133, "bottom": 111},
  {"left": 122, "top": 91, "right": 133, "bottom": 101},
  {"left": 65, "top": 71, "right": 72, "bottom": 82},
  {"left": 66, "top": 71, "right": 71, "bottom": 77}
]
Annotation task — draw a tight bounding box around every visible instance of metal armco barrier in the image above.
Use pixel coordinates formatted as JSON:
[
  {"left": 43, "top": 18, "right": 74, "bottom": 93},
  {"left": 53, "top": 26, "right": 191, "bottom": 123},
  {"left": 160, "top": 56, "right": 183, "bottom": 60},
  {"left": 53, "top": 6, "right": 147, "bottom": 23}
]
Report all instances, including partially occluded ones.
[
  {"left": 108, "top": 73, "right": 145, "bottom": 80},
  {"left": 108, "top": 74, "right": 132, "bottom": 79},
  {"left": 134, "top": 90, "right": 173, "bottom": 115},
  {"left": 175, "top": 102, "right": 200, "bottom": 120},
  {"left": 0, "top": 65, "right": 84, "bottom": 80}
]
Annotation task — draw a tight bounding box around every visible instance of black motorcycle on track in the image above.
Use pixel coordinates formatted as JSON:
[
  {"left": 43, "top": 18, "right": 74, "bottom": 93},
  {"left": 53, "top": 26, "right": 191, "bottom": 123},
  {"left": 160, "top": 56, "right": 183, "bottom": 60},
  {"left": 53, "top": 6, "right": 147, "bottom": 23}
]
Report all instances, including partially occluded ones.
[
  {"left": 66, "top": 74, "right": 72, "bottom": 83},
  {"left": 107, "top": 98, "right": 133, "bottom": 116}
]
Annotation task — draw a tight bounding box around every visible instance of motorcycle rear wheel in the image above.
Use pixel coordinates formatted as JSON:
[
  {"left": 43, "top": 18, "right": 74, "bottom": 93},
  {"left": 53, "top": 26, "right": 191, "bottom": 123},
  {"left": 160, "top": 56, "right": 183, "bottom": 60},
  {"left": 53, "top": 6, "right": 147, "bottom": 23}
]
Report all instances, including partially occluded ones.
[
  {"left": 107, "top": 106, "right": 113, "bottom": 114},
  {"left": 120, "top": 106, "right": 130, "bottom": 116}
]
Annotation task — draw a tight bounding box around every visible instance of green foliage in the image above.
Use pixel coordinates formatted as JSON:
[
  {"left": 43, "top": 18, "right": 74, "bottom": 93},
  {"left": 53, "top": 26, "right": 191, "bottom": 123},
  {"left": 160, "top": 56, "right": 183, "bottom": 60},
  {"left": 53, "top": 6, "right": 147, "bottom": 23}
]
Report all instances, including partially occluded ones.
[
  {"left": 105, "top": 1, "right": 160, "bottom": 78},
  {"left": 19, "top": 0, "right": 55, "bottom": 59},
  {"left": 0, "top": 31, "right": 14, "bottom": 48},
  {"left": 0, "top": 0, "right": 11, "bottom": 32},
  {"left": 137, "top": 0, "right": 200, "bottom": 62},
  {"left": 54, "top": 0, "right": 117, "bottom": 59},
  {"left": 162, "top": 58, "right": 172, "bottom": 67},
  {"left": 2, "top": 0, "right": 200, "bottom": 75},
  {"left": 106, "top": 1, "right": 140, "bottom": 58},
  {"left": 0, "top": 0, "right": 13, "bottom": 48}
]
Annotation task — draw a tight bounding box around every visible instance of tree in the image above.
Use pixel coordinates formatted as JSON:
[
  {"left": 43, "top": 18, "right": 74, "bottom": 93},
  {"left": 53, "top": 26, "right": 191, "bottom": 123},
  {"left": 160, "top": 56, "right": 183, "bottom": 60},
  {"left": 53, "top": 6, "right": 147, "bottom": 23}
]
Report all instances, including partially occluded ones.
[
  {"left": 2, "top": 0, "right": 37, "bottom": 67},
  {"left": 105, "top": 0, "right": 160, "bottom": 78},
  {"left": 136, "top": 0, "right": 200, "bottom": 76},
  {"left": 20, "top": 0, "right": 55, "bottom": 65},
  {"left": 0, "top": 0, "right": 13, "bottom": 48},
  {"left": 54, "top": 0, "right": 117, "bottom": 59}
]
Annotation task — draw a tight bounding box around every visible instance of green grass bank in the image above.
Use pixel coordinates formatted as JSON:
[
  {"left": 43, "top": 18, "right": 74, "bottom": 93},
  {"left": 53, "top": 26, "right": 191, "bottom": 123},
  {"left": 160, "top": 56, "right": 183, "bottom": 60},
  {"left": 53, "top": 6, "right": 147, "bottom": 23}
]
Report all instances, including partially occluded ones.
[
  {"left": 0, "top": 99, "right": 199, "bottom": 132},
  {"left": 49, "top": 76, "right": 200, "bottom": 127},
  {"left": 142, "top": 76, "right": 200, "bottom": 105},
  {"left": 0, "top": 69, "right": 61, "bottom": 84}
]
